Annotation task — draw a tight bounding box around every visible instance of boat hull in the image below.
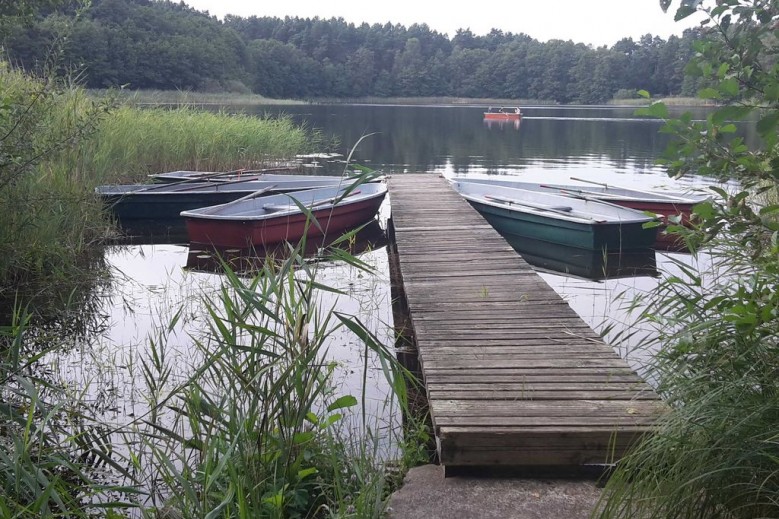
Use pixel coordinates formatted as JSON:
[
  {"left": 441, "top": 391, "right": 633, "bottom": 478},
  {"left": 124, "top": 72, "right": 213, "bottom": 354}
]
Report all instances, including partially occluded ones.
[
  {"left": 97, "top": 178, "right": 362, "bottom": 221},
  {"left": 184, "top": 193, "right": 386, "bottom": 248},
  {"left": 466, "top": 198, "right": 657, "bottom": 251},
  {"left": 483, "top": 113, "right": 521, "bottom": 120}
]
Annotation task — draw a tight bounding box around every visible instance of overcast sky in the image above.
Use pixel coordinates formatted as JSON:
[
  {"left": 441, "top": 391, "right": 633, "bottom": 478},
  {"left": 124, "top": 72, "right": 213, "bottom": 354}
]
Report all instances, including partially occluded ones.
[{"left": 182, "top": 0, "right": 706, "bottom": 47}]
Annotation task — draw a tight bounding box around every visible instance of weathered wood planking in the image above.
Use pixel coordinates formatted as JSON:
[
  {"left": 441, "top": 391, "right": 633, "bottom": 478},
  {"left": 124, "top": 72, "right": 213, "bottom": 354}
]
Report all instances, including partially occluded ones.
[{"left": 388, "top": 174, "right": 662, "bottom": 469}]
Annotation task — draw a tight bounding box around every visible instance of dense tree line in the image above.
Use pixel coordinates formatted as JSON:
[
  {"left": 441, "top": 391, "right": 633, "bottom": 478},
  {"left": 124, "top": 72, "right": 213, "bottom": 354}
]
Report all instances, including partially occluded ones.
[{"left": 2, "top": 0, "right": 704, "bottom": 103}]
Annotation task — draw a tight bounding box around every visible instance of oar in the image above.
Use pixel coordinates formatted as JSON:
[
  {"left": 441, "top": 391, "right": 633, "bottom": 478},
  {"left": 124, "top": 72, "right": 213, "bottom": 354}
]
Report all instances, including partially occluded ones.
[
  {"left": 483, "top": 194, "right": 602, "bottom": 223},
  {"left": 311, "top": 189, "right": 362, "bottom": 208},
  {"left": 549, "top": 186, "right": 650, "bottom": 203},
  {"left": 569, "top": 176, "right": 680, "bottom": 200},
  {"left": 173, "top": 175, "right": 278, "bottom": 192},
  {"left": 195, "top": 185, "right": 278, "bottom": 215},
  {"left": 264, "top": 189, "right": 363, "bottom": 213},
  {"left": 138, "top": 170, "right": 254, "bottom": 192}
]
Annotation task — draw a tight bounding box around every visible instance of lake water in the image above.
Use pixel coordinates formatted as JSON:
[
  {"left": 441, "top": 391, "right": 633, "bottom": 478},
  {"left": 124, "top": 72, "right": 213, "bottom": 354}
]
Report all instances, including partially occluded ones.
[{"left": 47, "top": 105, "right": 724, "bottom": 444}]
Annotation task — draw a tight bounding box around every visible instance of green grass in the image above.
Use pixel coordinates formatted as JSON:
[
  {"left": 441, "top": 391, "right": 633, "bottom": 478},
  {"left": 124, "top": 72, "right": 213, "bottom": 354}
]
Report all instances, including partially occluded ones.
[{"left": 96, "top": 88, "right": 307, "bottom": 107}]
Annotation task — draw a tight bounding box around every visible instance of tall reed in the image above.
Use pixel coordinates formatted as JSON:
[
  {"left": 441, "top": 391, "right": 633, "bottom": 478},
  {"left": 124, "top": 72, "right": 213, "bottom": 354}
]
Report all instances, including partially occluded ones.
[
  {"left": 71, "top": 105, "right": 318, "bottom": 184},
  {"left": 0, "top": 64, "right": 319, "bottom": 291},
  {"left": 124, "top": 186, "right": 418, "bottom": 517}
]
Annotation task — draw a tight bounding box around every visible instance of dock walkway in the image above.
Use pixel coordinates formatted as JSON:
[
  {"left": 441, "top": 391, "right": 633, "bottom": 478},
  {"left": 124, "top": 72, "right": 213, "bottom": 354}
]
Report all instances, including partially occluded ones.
[{"left": 388, "top": 174, "right": 662, "bottom": 469}]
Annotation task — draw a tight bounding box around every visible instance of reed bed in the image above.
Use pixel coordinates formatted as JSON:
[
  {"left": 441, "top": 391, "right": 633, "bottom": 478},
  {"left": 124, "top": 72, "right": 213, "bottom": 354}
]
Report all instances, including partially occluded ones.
[
  {"left": 71, "top": 105, "right": 317, "bottom": 184},
  {"left": 97, "top": 88, "right": 306, "bottom": 107},
  {"left": 0, "top": 65, "right": 319, "bottom": 290},
  {"left": 1, "top": 232, "right": 425, "bottom": 517}
]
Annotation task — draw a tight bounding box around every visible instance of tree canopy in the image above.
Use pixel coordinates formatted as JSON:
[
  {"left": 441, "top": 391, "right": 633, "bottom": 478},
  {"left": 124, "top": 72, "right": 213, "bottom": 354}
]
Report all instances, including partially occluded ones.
[{"left": 3, "top": 0, "right": 704, "bottom": 102}]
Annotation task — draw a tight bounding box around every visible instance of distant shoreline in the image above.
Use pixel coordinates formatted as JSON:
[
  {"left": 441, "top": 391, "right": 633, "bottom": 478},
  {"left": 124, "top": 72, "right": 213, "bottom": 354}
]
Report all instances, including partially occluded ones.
[{"left": 93, "top": 89, "right": 713, "bottom": 108}]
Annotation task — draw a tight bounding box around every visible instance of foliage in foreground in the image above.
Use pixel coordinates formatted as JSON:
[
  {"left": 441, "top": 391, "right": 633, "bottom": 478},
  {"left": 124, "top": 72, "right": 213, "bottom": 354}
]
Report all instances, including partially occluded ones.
[
  {"left": 0, "top": 62, "right": 110, "bottom": 291},
  {"left": 1, "top": 224, "right": 426, "bottom": 517},
  {"left": 597, "top": 1, "right": 779, "bottom": 518}
]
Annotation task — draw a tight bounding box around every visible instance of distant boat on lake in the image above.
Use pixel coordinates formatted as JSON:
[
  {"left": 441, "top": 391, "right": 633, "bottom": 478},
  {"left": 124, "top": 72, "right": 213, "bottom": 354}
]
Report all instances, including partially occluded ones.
[{"left": 483, "top": 106, "right": 522, "bottom": 120}]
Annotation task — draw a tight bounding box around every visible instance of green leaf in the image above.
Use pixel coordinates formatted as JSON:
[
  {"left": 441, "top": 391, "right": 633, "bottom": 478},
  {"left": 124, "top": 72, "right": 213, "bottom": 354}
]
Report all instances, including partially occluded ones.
[
  {"left": 765, "top": 84, "right": 779, "bottom": 102},
  {"left": 293, "top": 431, "right": 315, "bottom": 444},
  {"left": 636, "top": 102, "right": 669, "bottom": 119},
  {"left": 693, "top": 201, "right": 716, "bottom": 219},
  {"left": 675, "top": 6, "right": 698, "bottom": 20},
  {"left": 297, "top": 467, "right": 318, "bottom": 480},
  {"left": 720, "top": 123, "right": 737, "bottom": 133},
  {"left": 719, "top": 77, "right": 739, "bottom": 97},
  {"left": 263, "top": 493, "right": 284, "bottom": 509},
  {"left": 638, "top": 89, "right": 650, "bottom": 99},
  {"left": 711, "top": 105, "right": 753, "bottom": 124},
  {"left": 757, "top": 113, "right": 779, "bottom": 138},
  {"left": 759, "top": 204, "right": 779, "bottom": 216},
  {"left": 698, "top": 87, "right": 721, "bottom": 99},
  {"left": 327, "top": 395, "right": 358, "bottom": 411}
]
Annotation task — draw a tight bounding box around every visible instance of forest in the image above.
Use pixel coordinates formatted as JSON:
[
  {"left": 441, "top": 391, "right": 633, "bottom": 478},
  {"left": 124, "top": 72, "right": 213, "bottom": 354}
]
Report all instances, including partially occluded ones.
[{"left": 3, "top": 0, "right": 704, "bottom": 103}]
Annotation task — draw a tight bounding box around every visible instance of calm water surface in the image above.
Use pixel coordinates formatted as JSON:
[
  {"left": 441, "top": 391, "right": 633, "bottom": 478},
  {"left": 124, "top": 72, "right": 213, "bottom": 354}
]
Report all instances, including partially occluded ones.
[{"left": 57, "top": 105, "right": 725, "bottom": 434}]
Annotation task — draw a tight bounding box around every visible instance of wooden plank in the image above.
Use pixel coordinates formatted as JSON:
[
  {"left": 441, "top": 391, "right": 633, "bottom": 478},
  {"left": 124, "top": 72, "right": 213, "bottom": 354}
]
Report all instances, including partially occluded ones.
[{"left": 388, "top": 174, "right": 662, "bottom": 468}]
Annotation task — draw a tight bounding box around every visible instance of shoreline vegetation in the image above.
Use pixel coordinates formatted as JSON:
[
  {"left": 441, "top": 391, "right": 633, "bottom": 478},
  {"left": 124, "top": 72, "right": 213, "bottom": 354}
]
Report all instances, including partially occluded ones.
[
  {"left": 2, "top": 65, "right": 429, "bottom": 517},
  {"left": 103, "top": 89, "right": 714, "bottom": 108}
]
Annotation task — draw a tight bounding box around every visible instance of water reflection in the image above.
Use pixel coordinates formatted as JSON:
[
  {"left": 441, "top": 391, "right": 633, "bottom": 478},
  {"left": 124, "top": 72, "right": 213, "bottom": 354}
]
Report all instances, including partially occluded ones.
[
  {"left": 185, "top": 220, "right": 388, "bottom": 275},
  {"left": 482, "top": 118, "right": 521, "bottom": 131},
  {"left": 503, "top": 235, "right": 658, "bottom": 281}
]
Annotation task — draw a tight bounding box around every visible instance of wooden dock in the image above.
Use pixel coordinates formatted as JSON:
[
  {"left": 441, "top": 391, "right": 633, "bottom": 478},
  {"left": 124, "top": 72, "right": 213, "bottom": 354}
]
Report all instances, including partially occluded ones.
[{"left": 388, "top": 174, "right": 663, "bottom": 469}]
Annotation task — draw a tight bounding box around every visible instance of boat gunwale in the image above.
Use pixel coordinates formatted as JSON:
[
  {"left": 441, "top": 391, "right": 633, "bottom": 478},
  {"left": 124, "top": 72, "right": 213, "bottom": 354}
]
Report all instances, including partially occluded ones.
[
  {"left": 452, "top": 182, "right": 655, "bottom": 225},
  {"left": 180, "top": 183, "right": 388, "bottom": 222}
]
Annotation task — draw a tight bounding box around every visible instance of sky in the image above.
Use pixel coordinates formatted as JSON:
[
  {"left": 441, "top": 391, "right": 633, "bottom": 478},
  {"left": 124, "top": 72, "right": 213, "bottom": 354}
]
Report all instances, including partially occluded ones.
[{"left": 182, "top": 0, "right": 706, "bottom": 47}]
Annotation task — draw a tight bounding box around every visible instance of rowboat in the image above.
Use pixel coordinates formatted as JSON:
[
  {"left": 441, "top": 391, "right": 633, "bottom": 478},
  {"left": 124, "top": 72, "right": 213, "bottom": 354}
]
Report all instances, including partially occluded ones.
[
  {"left": 452, "top": 176, "right": 707, "bottom": 250},
  {"left": 449, "top": 181, "right": 658, "bottom": 251},
  {"left": 96, "top": 176, "right": 363, "bottom": 220},
  {"left": 451, "top": 176, "right": 706, "bottom": 221},
  {"left": 483, "top": 106, "right": 522, "bottom": 120},
  {"left": 180, "top": 182, "right": 387, "bottom": 249}
]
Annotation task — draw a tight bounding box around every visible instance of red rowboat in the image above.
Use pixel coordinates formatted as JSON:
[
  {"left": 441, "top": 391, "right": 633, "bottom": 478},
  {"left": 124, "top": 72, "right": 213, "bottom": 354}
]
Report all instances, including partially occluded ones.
[{"left": 180, "top": 183, "right": 387, "bottom": 248}]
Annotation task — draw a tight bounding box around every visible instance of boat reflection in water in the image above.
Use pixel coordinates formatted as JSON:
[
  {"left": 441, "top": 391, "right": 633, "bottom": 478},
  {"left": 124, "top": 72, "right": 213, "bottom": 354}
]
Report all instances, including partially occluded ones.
[
  {"left": 110, "top": 219, "right": 189, "bottom": 245},
  {"left": 483, "top": 118, "right": 521, "bottom": 130},
  {"left": 185, "top": 219, "right": 388, "bottom": 275},
  {"left": 502, "top": 235, "right": 658, "bottom": 281}
]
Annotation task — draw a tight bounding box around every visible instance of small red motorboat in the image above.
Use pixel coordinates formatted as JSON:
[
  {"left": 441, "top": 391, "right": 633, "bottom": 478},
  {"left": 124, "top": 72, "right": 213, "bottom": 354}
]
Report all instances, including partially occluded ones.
[{"left": 483, "top": 106, "right": 522, "bottom": 120}]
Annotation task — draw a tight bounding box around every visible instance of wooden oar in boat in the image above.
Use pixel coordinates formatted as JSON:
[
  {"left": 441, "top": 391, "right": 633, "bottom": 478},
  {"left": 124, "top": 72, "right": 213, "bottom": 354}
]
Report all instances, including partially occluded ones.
[
  {"left": 196, "top": 185, "right": 278, "bottom": 215},
  {"left": 547, "top": 186, "right": 651, "bottom": 203},
  {"left": 138, "top": 167, "right": 289, "bottom": 193},
  {"left": 483, "top": 194, "right": 604, "bottom": 223},
  {"left": 568, "top": 176, "right": 682, "bottom": 200},
  {"left": 172, "top": 175, "right": 279, "bottom": 192},
  {"left": 263, "top": 189, "right": 362, "bottom": 213}
]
